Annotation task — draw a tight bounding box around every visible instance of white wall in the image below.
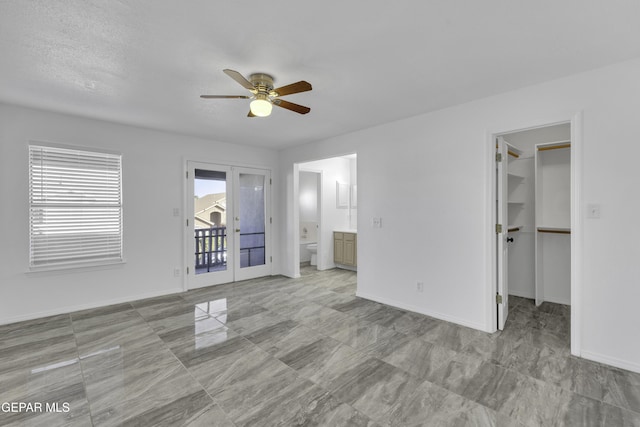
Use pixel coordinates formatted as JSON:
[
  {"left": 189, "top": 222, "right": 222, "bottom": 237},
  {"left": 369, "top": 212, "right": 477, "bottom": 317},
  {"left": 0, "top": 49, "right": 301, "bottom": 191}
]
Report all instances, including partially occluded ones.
[
  {"left": 539, "top": 233, "right": 571, "bottom": 305},
  {"left": 0, "top": 104, "right": 279, "bottom": 324},
  {"left": 280, "top": 57, "right": 640, "bottom": 373},
  {"left": 299, "top": 158, "right": 352, "bottom": 270},
  {"left": 506, "top": 154, "right": 535, "bottom": 298}
]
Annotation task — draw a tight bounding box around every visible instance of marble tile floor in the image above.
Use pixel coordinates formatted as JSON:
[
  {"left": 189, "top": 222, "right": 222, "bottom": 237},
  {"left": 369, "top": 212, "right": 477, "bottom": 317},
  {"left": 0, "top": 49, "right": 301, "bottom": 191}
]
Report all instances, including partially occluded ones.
[{"left": 1, "top": 267, "right": 639, "bottom": 426}]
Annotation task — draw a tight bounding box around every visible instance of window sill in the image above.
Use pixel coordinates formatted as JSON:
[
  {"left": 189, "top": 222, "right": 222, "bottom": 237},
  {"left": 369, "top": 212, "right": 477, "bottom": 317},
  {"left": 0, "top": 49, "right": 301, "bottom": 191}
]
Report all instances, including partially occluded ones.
[{"left": 26, "top": 259, "right": 127, "bottom": 275}]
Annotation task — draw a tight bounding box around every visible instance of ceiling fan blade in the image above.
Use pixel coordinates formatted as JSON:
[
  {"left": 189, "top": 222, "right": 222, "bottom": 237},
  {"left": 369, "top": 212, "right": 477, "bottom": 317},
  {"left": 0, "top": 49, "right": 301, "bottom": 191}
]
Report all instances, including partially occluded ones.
[
  {"left": 272, "top": 81, "right": 312, "bottom": 97},
  {"left": 200, "top": 95, "right": 250, "bottom": 99},
  {"left": 247, "top": 111, "right": 256, "bottom": 117},
  {"left": 273, "top": 99, "right": 311, "bottom": 114},
  {"left": 223, "top": 69, "right": 255, "bottom": 91}
]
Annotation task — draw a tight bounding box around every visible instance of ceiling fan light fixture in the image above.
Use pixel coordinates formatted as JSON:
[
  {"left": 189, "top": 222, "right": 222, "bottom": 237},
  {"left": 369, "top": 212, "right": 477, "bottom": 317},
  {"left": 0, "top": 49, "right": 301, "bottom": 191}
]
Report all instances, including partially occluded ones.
[
  {"left": 250, "top": 94, "right": 272, "bottom": 117},
  {"left": 201, "top": 69, "right": 311, "bottom": 117}
]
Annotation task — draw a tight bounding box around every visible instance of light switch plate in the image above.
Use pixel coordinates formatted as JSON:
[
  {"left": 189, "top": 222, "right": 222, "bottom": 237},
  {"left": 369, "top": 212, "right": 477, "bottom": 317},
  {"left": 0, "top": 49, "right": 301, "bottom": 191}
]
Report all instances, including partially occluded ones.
[{"left": 372, "top": 217, "right": 382, "bottom": 228}]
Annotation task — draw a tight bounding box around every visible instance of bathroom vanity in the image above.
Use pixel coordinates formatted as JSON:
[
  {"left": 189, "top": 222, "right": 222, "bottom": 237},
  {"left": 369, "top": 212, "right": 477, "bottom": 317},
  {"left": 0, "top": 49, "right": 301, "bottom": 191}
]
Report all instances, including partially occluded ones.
[{"left": 334, "top": 231, "right": 357, "bottom": 269}]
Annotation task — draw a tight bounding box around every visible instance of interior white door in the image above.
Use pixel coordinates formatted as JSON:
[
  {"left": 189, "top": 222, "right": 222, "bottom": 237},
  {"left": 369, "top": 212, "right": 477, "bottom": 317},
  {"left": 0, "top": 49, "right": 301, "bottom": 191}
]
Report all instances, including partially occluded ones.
[
  {"left": 186, "top": 162, "right": 234, "bottom": 289},
  {"left": 233, "top": 167, "right": 271, "bottom": 281},
  {"left": 497, "top": 137, "right": 509, "bottom": 330}
]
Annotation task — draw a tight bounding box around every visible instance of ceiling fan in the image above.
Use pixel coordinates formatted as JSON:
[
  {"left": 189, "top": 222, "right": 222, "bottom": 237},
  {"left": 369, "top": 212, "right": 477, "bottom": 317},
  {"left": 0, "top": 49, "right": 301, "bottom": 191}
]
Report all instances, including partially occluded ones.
[{"left": 200, "top": 69, "right": 312, "bottom": 117}]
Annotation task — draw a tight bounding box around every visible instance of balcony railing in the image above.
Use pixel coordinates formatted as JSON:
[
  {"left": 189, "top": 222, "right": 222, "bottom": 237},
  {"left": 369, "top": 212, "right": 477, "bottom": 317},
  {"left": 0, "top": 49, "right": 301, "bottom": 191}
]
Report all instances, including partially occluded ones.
[
  {"left": 239, "top": 231, "right": 266, "bottom": 268},
  {"left": 195, "top": 227, "right": 226, "bottom": 272},
  {"left": 194, "top": 226, "right": 266, "bottom": 273}
]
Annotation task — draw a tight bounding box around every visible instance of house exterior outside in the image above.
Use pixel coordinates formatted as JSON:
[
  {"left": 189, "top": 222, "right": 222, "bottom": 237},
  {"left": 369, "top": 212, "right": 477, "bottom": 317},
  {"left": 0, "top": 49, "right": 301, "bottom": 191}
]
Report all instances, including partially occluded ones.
[{"left": 194, "top": 193, "right": 226, "bottom": 229}]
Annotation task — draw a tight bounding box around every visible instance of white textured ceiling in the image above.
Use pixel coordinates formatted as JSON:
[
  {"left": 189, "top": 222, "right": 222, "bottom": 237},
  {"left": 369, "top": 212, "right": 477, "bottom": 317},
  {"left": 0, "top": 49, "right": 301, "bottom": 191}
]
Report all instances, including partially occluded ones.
[{"left": 1, "top": 1, "right": 640, "bottom": 149}]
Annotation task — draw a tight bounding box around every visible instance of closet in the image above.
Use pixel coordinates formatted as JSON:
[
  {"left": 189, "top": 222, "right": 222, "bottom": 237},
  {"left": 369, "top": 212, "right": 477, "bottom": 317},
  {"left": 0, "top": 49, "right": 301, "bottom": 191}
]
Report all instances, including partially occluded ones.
[{"left": 497, "top": 123, "right": 571, "bottom": 324}]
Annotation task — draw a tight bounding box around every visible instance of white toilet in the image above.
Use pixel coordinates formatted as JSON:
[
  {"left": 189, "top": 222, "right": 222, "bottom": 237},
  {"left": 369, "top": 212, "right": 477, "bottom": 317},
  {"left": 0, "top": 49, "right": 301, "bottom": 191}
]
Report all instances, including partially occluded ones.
[{"left": 307, "top": 243, "right": 318, "bottom": 266}]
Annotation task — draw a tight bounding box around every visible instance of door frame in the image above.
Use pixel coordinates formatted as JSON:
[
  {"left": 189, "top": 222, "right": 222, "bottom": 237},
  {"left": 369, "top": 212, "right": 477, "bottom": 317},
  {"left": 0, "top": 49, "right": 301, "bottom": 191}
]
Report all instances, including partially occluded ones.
[
  {"left": 295, "top": 168, "right": 323, "bottom": 276},
  {"left": 183, "top": 160, "right": 272, "bottom": 290},
  {"left": 487, "top": 112, "right": 583, "bottom": 357},
  {"left": 496, "top": 137, "right": 509, "bottom": 330}
]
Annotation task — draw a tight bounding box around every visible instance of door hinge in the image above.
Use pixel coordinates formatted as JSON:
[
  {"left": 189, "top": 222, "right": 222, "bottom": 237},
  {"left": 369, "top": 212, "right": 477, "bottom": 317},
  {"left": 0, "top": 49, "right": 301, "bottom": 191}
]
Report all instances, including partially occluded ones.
[
  {"left": 186, "top": 171, "right": 188, "bottom": 179},
  {"left": 186, "top": 218, "right": 189, "bottom": 227},
  {"left": 270, "top": 256, "right": 272, "bottom": 263},
  {"left": 187, "top": 267, "right": 190, "bottom": 275},
  {"left": 496, "top": 153, "right": 503, "bottom": 162},
  {"left": 270, "top": 178, "right": 272, "bottom": 185},
  {"left": 496, "top": 294, "right": 503, "bottom": 304},
  {"left": 495, "top": 224, "right": 503, "bottom": 234},
  {"left": 270, "top": 217, "right": 272, "bottom": 224}
]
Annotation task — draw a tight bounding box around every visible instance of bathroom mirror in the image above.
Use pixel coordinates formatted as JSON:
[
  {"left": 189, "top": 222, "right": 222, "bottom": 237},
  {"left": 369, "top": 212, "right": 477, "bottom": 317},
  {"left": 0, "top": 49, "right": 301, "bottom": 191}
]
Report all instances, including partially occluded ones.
[
  {"left": 350, "top": 185, "right": 357, "bottom": 208},
  {"left": 336, "top": 182, "right": 349, "bottom": 209}
]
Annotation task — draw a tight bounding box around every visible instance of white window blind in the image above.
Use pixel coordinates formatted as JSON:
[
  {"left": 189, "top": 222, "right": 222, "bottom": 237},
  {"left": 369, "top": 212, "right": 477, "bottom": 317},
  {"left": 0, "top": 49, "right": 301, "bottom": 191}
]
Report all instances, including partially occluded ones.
[{"left": 29, "top": 144, "right": 123, "bottom": 269}]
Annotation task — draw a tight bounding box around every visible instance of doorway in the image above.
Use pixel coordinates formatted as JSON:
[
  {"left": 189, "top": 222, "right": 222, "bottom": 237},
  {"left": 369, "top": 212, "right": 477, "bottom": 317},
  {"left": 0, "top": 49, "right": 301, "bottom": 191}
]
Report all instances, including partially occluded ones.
[
  {"left": 293, "top": 154, "right": 357, "bottom": 277},
  {"left": 185, "top": 161, "right": 271, "bottom": 289},
  {"left": 299, "top": 170, "right": 321, "bottom": 269},
  {"left": 492, "top": 117, "right": 581, "bottom": 356}
]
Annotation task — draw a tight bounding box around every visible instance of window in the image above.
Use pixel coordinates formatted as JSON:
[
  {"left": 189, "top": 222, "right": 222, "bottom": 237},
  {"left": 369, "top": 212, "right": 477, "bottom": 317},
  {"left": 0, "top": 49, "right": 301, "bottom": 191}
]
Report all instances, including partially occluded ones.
[
  {"left": 29, "top": 144, "right": 123, "bottom": 269},
  {"left": 210, "top": 211, "right": 221, "bottom": 225}
]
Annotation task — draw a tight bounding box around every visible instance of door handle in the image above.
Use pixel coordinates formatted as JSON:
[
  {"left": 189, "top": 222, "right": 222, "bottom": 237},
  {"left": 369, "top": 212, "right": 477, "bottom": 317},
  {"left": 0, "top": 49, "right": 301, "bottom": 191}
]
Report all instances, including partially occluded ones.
[
  {"left": 506, "top": 237, "right": 514, "bottom": 243},
  {"left": 235, "top": 228, "right": 240, "bottom": 232}
]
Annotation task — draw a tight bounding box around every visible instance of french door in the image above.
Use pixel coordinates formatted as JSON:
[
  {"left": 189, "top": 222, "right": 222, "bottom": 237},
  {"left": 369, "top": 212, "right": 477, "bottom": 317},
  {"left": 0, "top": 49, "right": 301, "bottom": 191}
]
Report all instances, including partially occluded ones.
[{"left": 186, "top": 161, "right": 271, "bottom": 289}]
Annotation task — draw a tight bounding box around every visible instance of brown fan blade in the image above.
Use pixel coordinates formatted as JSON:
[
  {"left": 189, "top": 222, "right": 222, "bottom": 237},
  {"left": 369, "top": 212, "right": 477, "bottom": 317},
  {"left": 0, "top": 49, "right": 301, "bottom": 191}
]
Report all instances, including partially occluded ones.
[
  {"left": 200, "top": 95, "right": 250, "bottom": 99},
  {"left": 247, "top": 111, "right": 256, "bottom": 117},
  {"left": 223, "top": 69, "right": 255, "bottom": 91},
  {"left": 272, "top": 81, "right": 312, "bottom": 97},
  {"left": 273, "top": 99, "right": 311, "bottom": 114}
]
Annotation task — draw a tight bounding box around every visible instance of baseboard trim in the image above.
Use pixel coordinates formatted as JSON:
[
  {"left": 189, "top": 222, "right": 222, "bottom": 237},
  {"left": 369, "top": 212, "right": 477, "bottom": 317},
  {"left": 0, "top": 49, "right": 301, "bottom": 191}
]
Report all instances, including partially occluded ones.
[
  {"left": 581, "top": 350, "right": 640, "bottom": 374},
  {"left": 508, "top": 290, "right": 534, "bottom": 300},
  {"left": 541, "top": 295, "right": 571, "bottom": 306},
  {"left": 355, "top": 291, "right": 488, "bottom": 332},
  {"left": 0, "top": 287, "right": 183, "bottom": 326},
  {"left": 335, "top": 264, "right": 357, "bottom": 272}
]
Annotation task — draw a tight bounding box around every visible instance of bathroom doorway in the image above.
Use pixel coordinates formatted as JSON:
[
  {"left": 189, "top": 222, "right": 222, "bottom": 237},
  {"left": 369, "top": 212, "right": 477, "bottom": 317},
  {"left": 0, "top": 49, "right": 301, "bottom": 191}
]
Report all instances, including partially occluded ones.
[
  {"left": 294, "top": 154, "right": 357, "bottom": 277},
  {"left": 299, "top": 170, "right": 321, "bottom": 269}
]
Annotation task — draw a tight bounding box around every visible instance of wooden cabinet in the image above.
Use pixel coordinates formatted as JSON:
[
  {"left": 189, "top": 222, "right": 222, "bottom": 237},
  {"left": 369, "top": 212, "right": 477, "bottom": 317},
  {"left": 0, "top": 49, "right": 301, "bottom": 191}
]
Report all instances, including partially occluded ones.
[
  {"left": 334, "top": 232, "right": 344, "bottom": 264},
  {"left": 334, "top": 232, "right": 357, "bottom": 267}
]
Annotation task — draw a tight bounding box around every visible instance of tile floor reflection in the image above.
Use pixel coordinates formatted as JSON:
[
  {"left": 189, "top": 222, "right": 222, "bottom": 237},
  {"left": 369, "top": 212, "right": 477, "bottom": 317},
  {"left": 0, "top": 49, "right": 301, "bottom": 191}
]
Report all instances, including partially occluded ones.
[{"left": 1, "top": 267, "right": 639, "bottom": 426}]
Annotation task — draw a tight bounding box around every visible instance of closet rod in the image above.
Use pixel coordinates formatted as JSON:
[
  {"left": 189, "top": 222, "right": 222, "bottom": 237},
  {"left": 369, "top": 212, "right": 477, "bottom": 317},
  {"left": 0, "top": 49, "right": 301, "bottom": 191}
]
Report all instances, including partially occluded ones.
[
  {"left": 537, "top": 228, "right": 571, "bottom": 234},
  {"left": 495, "top": 144, "right": 521, "bottom": 158},
  {"left": 537, "top": 143, "right": 571, "bottom": 151},
  {"left": 508, "top": 226, "right": 521, "bottom": 233}
]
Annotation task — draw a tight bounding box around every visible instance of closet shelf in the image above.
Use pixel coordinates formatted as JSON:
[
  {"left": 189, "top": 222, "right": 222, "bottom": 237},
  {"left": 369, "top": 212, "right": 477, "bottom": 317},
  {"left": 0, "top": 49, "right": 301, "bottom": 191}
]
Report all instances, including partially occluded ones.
[
  {"left": 537, "top": 226, "right": 570, "bottom": 234},
  {"left": 508, "top": 172, "right": 525, "bottom": 179}
]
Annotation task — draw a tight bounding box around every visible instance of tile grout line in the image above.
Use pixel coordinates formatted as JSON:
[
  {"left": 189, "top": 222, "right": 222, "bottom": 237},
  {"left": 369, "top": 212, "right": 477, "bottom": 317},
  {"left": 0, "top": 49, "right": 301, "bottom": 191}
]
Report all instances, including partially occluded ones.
[
  {"left": 244, "top": 274, "right": 434, "bottom": 425},
  {"left": 68, "top": 311, "right": 98, "bottom": 427},
  {"left": 465, "top": 303, "right": 640, "bottom": 418},
  {"left": 135, "top": 295, "right": 240, "bottom": 427},
  {"left": 270, "top": 273, "right": 640, "bottom": 419},
  {"left": 198, "top": 273, "right": 387, "bottom": 424}
]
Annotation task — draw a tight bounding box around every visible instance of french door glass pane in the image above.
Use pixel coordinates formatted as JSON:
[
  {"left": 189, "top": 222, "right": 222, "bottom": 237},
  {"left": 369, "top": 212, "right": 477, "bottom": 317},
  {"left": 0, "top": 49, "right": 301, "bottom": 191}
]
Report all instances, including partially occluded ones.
[
  {"left": 239, "top": 173, "right": 265, "bottom": 268},
  {"left": 194, "top": 169, "right": 227, "bottom": 274}
]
